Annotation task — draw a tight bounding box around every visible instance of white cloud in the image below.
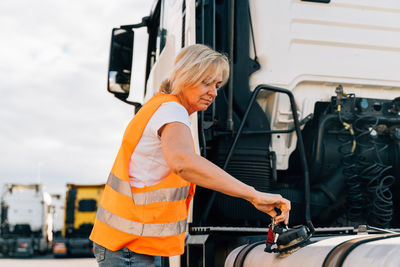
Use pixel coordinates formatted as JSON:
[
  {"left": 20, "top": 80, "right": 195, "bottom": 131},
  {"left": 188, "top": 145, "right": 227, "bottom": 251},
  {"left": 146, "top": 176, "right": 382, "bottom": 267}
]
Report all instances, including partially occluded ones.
[{"left": 0, "top": 0, "right": 153, "bottom": 194}]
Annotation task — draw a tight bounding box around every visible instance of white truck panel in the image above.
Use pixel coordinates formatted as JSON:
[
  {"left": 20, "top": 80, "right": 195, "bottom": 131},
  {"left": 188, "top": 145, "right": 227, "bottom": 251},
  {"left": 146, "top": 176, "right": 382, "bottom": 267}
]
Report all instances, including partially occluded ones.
[
  {"left": 51, "top": 195, "right": 65, "bottom": 233},
  {"left": 249, "top": 0, "right": 400, "bottom": 169},
  {"left": 3, "top": 188, "right": 45, "bottom": 232}
]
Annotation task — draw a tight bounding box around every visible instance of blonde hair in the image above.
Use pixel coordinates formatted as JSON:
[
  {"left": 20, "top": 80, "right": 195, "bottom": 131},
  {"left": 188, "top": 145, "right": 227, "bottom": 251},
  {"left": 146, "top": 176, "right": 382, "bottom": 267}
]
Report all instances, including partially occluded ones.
[{"left": 159, "top": 44, "right": 229, "bottom": 94}]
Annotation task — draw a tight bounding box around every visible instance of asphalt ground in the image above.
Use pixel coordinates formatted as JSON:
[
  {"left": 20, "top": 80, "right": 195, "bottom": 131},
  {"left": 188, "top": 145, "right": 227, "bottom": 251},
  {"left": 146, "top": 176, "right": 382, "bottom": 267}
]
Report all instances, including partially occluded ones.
[{"left": 0, "top": 254, "right": 98, "bottom": 267}]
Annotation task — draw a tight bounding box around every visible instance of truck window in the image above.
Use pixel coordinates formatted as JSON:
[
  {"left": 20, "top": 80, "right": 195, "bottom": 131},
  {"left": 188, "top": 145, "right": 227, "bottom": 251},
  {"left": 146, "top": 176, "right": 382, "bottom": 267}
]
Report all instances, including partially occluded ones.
[
  {"left": 144, "top": 1, "right": 161, "bottom": 85},
  {"left": 158, "top": 0, "right": 181, "bottom": 53},
  {"left": 301, "top": 0, "right": 330, "bottom": 3},
  {"left": 146, "top": 0, "right": 183, "bottom": 80},
  {"left": 78, "top": 199, "right": 97, "bottom": 212}
]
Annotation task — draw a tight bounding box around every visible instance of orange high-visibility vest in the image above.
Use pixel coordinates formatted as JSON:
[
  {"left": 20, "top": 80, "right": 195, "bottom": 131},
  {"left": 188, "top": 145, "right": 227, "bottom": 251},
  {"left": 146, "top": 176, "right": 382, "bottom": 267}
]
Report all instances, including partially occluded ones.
[{"left": 89, "top": 92, "right": 195, "bottom": 256}]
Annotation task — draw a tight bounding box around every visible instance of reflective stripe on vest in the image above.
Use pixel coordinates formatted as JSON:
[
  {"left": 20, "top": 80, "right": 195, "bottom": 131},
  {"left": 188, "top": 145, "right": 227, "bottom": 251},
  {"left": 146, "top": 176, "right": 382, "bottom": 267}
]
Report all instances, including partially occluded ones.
[
  {"left": 107, "top": 173, "right": 190, "bottom": 205},
  {"left": 96, "top": 205, "right": 187, "bottom": 237},
  {"left": 106, "top": 173, "right": 132, "bottom": 198}
]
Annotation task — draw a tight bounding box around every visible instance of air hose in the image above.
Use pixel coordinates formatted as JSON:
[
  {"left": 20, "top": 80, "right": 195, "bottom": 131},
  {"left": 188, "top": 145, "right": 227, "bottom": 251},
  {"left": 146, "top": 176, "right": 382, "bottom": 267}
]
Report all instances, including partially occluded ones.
[{"left": 338, "top": 113, "right": 396, "bottom": 227}]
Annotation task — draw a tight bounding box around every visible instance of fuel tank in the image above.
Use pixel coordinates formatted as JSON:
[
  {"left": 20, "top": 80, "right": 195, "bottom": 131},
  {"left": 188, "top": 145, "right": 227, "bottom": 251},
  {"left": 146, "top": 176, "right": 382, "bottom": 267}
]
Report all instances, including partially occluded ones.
[{"left": 225, "top": 234, "right": 400, "bottom": 267}]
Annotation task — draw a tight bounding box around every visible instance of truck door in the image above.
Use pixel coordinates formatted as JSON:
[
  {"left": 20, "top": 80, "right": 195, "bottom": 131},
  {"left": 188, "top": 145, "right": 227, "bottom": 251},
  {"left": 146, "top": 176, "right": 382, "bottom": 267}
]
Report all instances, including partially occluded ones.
[{"left": 144, "top": 0, "right": 196, "bottom": 102}]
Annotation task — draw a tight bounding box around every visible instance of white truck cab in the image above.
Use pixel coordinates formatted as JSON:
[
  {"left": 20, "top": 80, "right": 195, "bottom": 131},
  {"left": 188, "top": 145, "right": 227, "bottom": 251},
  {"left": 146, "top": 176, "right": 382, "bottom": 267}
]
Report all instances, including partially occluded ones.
[
  {"left": 0, "top": 184, "right": 53, "bottom": 257},
  {"left": 106, "top": 1, "right": 400, "bottom": 266}
]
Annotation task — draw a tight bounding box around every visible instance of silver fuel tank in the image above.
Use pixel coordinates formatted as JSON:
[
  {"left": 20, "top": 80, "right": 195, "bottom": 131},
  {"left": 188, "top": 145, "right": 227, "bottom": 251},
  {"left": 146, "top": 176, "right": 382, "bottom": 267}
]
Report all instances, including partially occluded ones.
[{"left": 225, "top": 234, "right": 400, "bottom": 267}]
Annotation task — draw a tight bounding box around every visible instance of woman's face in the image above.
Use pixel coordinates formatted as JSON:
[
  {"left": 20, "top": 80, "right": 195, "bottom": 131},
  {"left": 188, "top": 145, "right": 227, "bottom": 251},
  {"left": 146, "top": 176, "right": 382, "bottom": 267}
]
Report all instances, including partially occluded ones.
[{"left": 179, "top": 72, "right": 223, "bottom": 115}]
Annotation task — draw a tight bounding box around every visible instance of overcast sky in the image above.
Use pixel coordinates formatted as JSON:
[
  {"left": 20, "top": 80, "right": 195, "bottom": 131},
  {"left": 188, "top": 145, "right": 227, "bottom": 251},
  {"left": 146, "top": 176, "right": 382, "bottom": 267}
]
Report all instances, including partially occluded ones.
[{"left": 0, "top": 0, "right": 153, "bottom": 194}]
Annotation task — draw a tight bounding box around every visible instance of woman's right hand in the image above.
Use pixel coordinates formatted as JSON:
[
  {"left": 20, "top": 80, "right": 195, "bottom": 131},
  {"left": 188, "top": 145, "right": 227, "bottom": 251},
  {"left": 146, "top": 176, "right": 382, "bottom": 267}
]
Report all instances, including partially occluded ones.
[{"left": 249, "top": 191, "right": 291, "bottom": 225}]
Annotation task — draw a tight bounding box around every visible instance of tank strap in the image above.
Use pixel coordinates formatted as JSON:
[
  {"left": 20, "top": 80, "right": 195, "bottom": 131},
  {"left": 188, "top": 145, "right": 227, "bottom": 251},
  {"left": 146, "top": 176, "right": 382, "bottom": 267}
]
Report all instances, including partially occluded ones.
[
  {"left": 322, "top": 233, "right": 400, "bottom": 267},
  {"left": 233, "top": 241, "right": 264, "bottom": 267}
]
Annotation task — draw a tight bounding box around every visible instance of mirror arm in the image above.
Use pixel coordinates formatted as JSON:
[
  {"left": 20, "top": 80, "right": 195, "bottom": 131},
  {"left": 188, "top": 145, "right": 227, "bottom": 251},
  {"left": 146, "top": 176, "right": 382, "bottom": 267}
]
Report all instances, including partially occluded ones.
[
  {"left": 120, "top": 16, "right": 150, "bottom": 30},
  {"left": 114, "top": 93, "right": 142, "bottom": 109}
]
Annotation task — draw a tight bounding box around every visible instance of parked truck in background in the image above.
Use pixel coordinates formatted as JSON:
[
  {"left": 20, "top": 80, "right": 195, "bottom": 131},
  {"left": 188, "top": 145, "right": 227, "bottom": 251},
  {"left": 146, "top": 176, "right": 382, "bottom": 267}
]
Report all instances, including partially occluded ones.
[
  {"left": 50, "top": 193, "right": 65, "bottom": 238},
  {"left": 53, "top": 184, "right": 104, "bottom": 257},
  {"left": 0, "top": 184, "right": 53, "bottom": 257},
  {"left": 106, "top": 0, "right": 400, "bottom": 266}
]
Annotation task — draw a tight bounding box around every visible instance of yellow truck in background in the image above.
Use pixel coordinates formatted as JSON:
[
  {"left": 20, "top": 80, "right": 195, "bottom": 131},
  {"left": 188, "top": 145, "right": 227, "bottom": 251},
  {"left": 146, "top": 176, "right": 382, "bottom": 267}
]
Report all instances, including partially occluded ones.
[{"left": 53, "top": 184, "right": 104, "bottom": 257}]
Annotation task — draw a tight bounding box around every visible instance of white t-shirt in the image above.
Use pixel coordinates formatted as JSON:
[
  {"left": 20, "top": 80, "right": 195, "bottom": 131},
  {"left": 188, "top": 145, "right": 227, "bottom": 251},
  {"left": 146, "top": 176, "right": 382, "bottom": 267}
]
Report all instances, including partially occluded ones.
[{"left": 128, "top": 101, "right": 191, "bottom": 188}]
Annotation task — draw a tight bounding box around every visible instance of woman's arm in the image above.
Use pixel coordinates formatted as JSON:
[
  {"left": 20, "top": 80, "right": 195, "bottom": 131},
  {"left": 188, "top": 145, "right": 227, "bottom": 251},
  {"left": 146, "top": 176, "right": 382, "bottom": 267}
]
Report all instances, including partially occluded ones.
[{"left": 160, "top": 122, "right": 290, "bottom": 224}]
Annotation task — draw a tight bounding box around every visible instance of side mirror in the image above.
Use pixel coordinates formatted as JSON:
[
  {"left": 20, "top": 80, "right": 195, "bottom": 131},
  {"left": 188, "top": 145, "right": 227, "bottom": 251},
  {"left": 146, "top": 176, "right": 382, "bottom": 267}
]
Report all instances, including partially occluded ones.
[{"left": 107, "top": 28, "right": 134, "bottom": 103}]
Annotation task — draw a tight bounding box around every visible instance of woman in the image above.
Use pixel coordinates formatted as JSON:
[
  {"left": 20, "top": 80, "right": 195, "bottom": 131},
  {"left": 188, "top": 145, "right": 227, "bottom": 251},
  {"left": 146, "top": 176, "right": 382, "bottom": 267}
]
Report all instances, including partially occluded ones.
[{"left": 90, "top": 44, "right": 290, "bottom": 266}]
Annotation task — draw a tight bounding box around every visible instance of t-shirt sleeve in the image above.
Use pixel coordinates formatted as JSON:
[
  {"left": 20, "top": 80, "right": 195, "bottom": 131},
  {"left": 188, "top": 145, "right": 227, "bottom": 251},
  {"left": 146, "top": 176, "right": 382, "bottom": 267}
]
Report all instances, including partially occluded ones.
[{"left": 149, "top": 101, "right": 191, "bottom": 137}]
